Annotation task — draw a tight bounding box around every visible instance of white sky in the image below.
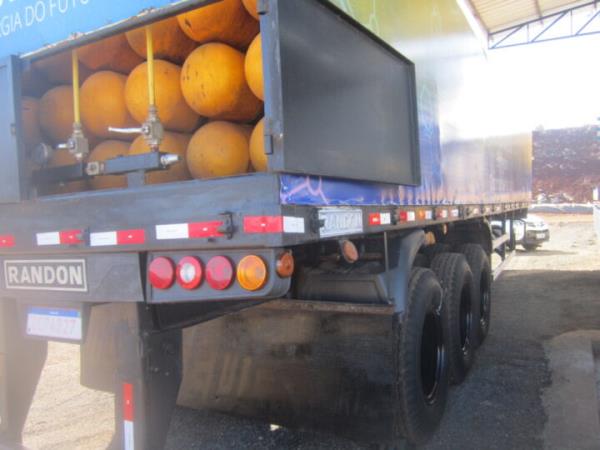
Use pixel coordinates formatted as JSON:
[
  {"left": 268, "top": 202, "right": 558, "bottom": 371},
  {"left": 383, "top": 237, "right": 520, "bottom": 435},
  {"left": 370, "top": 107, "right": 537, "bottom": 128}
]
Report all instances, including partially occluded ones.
[{"left": 488, "top": 33, "right": 600, "bottom": 130}]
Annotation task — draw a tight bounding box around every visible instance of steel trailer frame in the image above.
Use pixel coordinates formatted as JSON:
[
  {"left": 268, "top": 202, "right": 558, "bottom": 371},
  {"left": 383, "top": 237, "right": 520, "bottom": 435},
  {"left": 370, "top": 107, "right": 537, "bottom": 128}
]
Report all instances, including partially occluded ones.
[{"left": 0, "top": 0, "right": 530, "bottom": 447}]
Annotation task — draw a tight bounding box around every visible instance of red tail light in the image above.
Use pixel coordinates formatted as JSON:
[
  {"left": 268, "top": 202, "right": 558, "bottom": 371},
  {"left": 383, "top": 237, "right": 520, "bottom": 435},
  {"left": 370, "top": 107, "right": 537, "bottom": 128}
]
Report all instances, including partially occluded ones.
[
  {"left": 205, "top": 256, "right": 234, "bottom": 290},
  {"left": 149, "top": 257, "right": 175, "bottom": 290},
  {"left": 176, "top": 256, "right": 203, "bottom": 290}
]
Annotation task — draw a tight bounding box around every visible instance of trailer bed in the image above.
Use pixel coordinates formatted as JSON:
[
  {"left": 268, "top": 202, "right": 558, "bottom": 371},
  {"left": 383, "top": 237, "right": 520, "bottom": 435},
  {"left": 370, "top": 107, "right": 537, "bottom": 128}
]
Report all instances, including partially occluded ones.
[{"left": 0, "top": 173, "right": 528, "bottom": 257}]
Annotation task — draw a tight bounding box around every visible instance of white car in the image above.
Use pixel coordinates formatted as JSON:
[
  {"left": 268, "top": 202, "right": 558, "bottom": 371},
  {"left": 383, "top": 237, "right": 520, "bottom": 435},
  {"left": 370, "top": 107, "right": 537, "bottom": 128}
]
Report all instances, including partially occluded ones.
[{"left": 492, "top": 214, "right": 550, "bottom": 251}]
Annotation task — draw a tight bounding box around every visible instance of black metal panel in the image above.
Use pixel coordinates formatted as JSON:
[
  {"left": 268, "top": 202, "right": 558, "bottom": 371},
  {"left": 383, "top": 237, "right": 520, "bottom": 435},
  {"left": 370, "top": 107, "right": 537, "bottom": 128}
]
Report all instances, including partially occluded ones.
[
  {"left": 263, "top": 0, "right": 420, "bottom": 185},
  {"left": 296, "top": 264, "right": 389, "bottom": 304},
  {"left": 0, "top": 254, "right": 143, "bottom": 303},
  {"left": 0, "top": 57, "right": 26, "bottom": 203},
  {"left": 178, "top": 302, "right": 398, "bottom": 443}
]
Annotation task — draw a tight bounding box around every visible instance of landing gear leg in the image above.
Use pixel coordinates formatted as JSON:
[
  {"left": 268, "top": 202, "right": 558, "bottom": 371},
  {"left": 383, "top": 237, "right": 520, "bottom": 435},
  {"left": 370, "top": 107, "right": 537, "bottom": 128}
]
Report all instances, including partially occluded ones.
[
  {"left": 0, "top": 299, "right": 48, "bottom": 447},
  {"left": 112, "top": 303, "right": 182, "bottom": 450}
]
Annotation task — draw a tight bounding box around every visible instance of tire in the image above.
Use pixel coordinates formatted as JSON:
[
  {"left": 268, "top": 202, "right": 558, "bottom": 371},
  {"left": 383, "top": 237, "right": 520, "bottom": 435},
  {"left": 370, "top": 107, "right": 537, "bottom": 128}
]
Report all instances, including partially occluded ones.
[
  {"left": 456, "top": 244, "right": 492, "bottom": 346},
  {"left": 413, "top": 253, "right": 429, "bottom": 268},
  {"left": 421, "top": 243, "right": 450, "bottom": 266},
  {"left": 430, "top": 253, "right": 476, "bottom": 384},
  {"left": 523, "top": 243, "right": 538, "bottom": 251},
  {"left": 394, "top": 268, "right": 449, "bottom": 445},
  {"left": 491, "top": 226, "right": 503, "bottom": 238}
]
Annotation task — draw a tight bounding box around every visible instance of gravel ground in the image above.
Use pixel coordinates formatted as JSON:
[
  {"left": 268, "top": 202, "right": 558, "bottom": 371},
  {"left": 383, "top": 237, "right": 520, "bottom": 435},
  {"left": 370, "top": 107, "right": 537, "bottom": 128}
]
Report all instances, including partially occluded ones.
[{"left": 22, "top": 213, "right": 600, "bottom": 449}]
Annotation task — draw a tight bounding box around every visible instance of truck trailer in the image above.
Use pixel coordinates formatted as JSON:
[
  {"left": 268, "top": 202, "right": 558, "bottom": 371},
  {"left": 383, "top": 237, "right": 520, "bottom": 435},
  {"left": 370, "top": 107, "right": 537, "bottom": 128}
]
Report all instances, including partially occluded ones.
[{"left": 0, "top": 0, "right": 531, "bottom": 448}]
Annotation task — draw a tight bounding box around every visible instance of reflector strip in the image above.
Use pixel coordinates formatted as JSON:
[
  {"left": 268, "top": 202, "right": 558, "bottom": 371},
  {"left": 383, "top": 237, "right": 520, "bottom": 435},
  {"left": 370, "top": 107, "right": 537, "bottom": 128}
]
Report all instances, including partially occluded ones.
[
  {"left": 124, "top": 421, "right": 134, "bottom": 450},
  {"left": 90, "top": 232, "right": 116, "bottom": 247},
  {"left": 118, "top": 230, "right": 145, "bottom": 245},
  {"left": 90, "top": 229, "right": 145, "bottom": 247},
  {"left": 283, "top": 216, "right": 305, "bottom": 233},
  {"left": 123, "top": 383, "right": 134, "bottom": 421},
  {"left": 36, "top": 232, "right": 60, "bottom": 246},
  {"left": 368, "top": 213, "right": 380, "bottom": 226},
  {"left": 399, "top": 211, "right": 416, "bottom": 222},
  {"left": 244, "top": 216, "right": 284, "bottom": 234},
  {"left": 123, "top": 383, "right": 134, "bottom": 450},
  {"left": 0, "top": 235, "right": 15, "bottom": 248},
  {"left": 60, "top": 230, "right": 84, "bottom": 245},
  {"left": 189, "top": 221, "right": 223, "bottom": 238},
  {"left": 36, "top": 230, "right": 84, "bottom": 246},
  {"left": 156, "top": 222, "right": 224, "bottom": 240},
  {"left": 368, "top": 213, "right": 392, "bottom": 226},
  {"left": 155, "top": 223, "right": 187, "bottom": 240}
]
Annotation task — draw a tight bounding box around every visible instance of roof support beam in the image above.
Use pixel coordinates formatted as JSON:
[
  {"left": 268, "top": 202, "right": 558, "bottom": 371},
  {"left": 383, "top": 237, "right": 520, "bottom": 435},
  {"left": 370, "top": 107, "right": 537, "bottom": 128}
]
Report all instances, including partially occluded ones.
[
  {"left": 489, "top": 1, "right": 600, "bottom": 49},
  {"left": 534, "top": 0, "right": 543, "bottom": 21}
]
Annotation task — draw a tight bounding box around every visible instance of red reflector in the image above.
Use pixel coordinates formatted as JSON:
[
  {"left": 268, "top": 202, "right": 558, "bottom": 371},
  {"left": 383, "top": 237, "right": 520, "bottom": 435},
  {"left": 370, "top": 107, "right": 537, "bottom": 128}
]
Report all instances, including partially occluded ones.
[
  {"left": 205, "top": 256, "right": 234, "bottom": 290},
  {"left": 123, "top": 383, "right": 134, "bottom": 422},
  {"left": 243, "top": 216, "right": 283, "bottom": 234},
  {"left": 176, "top": 256, "right": 203, "bottom": 290},
  {"left": 117, "top": 229, "right": 146, "bottom": 245},
  {"left": 59, "top": 229, "right": 84, "bottom": 245},
  {"left": 0, "top": 235, "right": 15, "bottom": 248},
  {"left": 188, "top": 221, "right": 223, "bottom": 239},
  {"left": 148, "top": 257, "right": 175, "bottom": 290},
  {"left": 368, "top": 213, "right": 381, "bottom": 226}
]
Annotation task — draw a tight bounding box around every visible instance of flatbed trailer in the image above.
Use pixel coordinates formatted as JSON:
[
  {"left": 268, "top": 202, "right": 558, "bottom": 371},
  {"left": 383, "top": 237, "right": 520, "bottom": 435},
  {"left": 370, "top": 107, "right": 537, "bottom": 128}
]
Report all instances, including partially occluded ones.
[{"left": 0, "top": 0, "right": 530, "bottom": 448}]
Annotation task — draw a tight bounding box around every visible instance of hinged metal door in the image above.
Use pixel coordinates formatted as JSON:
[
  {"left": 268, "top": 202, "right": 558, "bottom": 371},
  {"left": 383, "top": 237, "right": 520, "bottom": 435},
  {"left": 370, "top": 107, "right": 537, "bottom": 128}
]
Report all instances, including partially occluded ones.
[{"left": 0, "top": 56, "right": 26, "bottom": 204}]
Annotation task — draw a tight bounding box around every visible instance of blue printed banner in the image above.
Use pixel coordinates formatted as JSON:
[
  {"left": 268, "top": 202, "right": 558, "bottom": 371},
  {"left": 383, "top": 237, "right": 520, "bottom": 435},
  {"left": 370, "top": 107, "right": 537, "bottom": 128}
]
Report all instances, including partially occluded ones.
[{"left": 0, "top": 0, "right": 202, "bottom": 57}]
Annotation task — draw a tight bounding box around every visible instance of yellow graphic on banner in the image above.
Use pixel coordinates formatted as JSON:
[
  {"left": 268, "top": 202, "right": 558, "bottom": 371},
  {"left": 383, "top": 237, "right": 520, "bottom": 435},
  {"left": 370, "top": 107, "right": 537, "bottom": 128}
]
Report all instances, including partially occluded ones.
[{"left": 329, "top": 0, "right": 470, "bottom": 49}]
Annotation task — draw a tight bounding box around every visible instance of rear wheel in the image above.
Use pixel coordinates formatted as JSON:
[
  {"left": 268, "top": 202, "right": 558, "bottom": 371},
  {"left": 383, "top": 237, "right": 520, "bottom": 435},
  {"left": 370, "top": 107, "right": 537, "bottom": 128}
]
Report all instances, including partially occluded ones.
[
  {"left": 394, "top": 268, "right": 449, "bottom": 445},
  {"left": 430, "top": 253, "right": 476, "bottom": 384},
  {"left": 523, "top": 243, "right": 538, "bottom": 251},
  {"left": 421, "top": 243, "right": 451, "bottom": 266},
  {"left": 456, "top": 244, "right": 492, "bottom": 346}
]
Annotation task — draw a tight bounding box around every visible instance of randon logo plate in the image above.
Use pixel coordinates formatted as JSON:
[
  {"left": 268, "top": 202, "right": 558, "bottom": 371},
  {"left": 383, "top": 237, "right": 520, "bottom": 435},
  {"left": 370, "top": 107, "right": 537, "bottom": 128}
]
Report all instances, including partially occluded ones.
[{"left": 3, "top": 259, "right": 87, "bottom": 292}]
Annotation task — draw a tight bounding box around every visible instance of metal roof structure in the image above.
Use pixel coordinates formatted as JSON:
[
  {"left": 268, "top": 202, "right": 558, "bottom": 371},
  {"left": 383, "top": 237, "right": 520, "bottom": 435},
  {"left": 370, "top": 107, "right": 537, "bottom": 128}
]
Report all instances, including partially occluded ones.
[{"left": 467, "top": 0, "right": 600, "bottom": 48}]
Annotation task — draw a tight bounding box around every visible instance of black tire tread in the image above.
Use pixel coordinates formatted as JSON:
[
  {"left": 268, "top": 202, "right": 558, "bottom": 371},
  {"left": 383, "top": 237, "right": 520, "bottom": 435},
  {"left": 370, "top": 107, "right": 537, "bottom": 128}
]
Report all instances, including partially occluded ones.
[
  {"left": 421, "top": 243, "right": 451, "bottom": 266},
  {"left": 394, "top": 267, "right": 448, "bottom": 445},
  {"left": 430, "top": 253, "right": 475, "bottom": 384},
  {"left": 523, "top": 244, "right": 539, "bottom": 251},
  {"left": 456, "top": 243, "right": 492, "bottom": 345}
]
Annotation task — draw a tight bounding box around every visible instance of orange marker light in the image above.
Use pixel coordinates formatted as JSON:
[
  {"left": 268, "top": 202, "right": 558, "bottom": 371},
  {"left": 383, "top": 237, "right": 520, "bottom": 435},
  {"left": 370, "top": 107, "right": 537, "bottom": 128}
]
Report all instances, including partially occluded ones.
[
  {"left": 276, "top": 252, "right": 294, "bottom": 278},
  {"left": 237, "top": 255, "right": 268, "bottom": 291},
  {"left": 340, "top": 240, "right": 359, "bottom": 263}
]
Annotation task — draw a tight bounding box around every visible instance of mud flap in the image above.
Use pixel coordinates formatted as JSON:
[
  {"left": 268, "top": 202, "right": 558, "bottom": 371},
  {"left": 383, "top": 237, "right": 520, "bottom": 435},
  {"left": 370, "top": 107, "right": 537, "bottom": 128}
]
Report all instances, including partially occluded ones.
[
  {"left": 178, "top": 301, "right": 399, "bottom": 444},
  {"left": 0, "top": 298, "right": 47, "bottom": 446}
]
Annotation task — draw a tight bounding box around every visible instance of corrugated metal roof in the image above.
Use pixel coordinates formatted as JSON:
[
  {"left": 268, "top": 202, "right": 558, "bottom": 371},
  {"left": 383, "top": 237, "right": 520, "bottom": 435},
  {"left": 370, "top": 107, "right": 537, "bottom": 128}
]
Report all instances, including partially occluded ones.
[{"left": 469, "top": 0, "right": 590, "bottom": 32}]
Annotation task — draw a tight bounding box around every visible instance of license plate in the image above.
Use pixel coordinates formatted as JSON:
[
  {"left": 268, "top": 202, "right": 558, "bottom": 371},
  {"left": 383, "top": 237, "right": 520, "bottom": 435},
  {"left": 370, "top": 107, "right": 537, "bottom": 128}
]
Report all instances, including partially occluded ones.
[
  {"left": 26, "top": 307, "right": 82, "bottom": 341},
  {"left": 318, "top": 208, "right": 364, "bottom": 238},
  {"left": 536, "top": 232, "right": 546, "bottom": 239}
]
